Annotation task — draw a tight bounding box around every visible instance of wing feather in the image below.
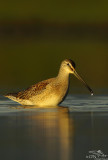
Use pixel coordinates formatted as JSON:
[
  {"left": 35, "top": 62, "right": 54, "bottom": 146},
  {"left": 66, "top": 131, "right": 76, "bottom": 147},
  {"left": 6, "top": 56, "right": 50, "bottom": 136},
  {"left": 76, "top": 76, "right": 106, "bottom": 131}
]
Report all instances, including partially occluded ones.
[{"left": 5, "top": 78, "right": 54, "bottom": 100}]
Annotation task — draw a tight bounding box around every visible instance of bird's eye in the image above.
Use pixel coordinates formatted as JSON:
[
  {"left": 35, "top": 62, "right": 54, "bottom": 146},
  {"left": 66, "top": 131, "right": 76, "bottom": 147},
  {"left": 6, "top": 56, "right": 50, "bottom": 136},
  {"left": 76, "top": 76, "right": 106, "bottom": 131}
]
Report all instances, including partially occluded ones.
[{"left": 67, "top": 63, "right": 70, "bottom": 66}]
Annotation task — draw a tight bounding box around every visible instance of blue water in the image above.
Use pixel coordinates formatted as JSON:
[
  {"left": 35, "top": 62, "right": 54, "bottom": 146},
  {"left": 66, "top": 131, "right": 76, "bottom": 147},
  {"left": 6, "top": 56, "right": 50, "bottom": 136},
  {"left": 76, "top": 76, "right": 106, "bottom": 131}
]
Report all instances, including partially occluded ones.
[{"left": 0, "top": 95, "right": 108, "bottom": 160}]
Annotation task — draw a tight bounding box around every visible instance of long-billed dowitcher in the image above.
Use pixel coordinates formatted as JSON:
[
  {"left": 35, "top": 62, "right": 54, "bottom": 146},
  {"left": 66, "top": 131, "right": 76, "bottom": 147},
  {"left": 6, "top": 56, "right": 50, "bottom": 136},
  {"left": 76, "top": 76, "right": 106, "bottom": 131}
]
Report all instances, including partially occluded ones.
[{"left": 5, "top": 59, "right": 93, "bottom": 106}]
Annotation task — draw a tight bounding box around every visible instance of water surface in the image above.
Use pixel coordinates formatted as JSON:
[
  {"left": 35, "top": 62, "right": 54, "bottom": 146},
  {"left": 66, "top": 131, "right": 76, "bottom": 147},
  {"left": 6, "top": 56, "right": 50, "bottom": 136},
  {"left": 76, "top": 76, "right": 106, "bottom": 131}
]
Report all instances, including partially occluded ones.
[{"left": 0, "top": 95, "right": 108, "bottom": 160}]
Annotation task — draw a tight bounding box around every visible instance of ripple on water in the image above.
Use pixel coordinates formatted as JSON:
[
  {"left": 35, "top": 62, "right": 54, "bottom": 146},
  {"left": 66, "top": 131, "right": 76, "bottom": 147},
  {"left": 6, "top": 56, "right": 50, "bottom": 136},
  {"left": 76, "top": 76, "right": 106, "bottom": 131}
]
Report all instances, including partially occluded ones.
[
  {"left": 62, "top": 95, "right": 108, "bottom": 112},
  {"left": 0, "top": 95, "right": 108, "bottom": 114}
]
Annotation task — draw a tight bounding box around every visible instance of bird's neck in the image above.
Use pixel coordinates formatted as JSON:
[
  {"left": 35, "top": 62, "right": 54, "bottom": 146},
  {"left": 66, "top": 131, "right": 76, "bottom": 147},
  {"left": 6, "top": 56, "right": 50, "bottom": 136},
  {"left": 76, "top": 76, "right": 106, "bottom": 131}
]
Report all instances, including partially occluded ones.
[{"left": 57, "top": 67, "right": 70, "bottom": 83}]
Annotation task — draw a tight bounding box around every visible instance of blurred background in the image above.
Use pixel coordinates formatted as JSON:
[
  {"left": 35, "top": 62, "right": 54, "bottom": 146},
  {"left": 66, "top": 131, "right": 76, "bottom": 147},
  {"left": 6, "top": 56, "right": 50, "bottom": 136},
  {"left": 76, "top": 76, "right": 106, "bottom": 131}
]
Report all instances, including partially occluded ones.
[{"left": 0, "top": 0, "right": 108, "bottom": 94}]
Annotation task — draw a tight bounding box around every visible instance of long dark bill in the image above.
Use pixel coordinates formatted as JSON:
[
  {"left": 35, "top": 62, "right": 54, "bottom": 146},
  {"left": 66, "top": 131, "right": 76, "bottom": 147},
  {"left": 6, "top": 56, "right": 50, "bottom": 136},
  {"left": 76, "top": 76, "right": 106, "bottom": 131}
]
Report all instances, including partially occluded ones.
[{"left": 74, "top": 70, "right": 93, "bottom": 95}]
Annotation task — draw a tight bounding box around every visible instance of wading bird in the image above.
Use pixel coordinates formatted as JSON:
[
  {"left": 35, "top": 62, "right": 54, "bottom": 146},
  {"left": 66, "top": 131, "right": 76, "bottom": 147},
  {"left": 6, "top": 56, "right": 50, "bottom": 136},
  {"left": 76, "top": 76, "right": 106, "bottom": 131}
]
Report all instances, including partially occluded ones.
[{"left": 5, "top": 59, "right": 93, "bottom": 106}]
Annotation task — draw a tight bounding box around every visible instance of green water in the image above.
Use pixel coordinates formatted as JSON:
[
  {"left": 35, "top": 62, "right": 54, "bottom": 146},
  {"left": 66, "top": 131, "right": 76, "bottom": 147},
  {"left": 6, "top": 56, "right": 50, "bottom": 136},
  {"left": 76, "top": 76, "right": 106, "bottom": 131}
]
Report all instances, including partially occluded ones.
[
  {"left": 0, "top": 0, "right": 108, "bottom": 93},
  {"left": 0, "top": 37, "right": 108, "bottom": 93},
  {"left": 0, "top": 0, "right": 108, "bottom": 22}
]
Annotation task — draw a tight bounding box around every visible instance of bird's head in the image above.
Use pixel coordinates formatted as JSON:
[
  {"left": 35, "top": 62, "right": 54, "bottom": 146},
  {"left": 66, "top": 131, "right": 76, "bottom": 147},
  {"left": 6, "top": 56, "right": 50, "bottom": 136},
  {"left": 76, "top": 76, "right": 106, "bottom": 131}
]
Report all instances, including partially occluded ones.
[{"left": 61, "top": 59, "right": 93, "bottom": 95}]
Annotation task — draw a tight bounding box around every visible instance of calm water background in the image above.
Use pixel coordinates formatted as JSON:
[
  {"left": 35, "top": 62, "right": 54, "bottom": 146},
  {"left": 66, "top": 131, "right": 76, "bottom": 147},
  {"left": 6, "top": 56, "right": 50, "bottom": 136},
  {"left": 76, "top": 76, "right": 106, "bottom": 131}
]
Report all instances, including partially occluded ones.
[
  {"left": 0, "top": 1, "right": 108, "bottom": 94},
  {"left": 0, "top": 94, "right": 108, "bottom": 160}
]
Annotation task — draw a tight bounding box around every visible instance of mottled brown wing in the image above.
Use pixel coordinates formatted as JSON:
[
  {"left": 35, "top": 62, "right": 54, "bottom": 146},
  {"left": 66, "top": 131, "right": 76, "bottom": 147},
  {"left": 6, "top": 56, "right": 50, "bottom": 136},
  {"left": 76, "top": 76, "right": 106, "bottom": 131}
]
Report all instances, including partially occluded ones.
[{"left": 16, "top": 78, "right": 54, "bottom": 99}]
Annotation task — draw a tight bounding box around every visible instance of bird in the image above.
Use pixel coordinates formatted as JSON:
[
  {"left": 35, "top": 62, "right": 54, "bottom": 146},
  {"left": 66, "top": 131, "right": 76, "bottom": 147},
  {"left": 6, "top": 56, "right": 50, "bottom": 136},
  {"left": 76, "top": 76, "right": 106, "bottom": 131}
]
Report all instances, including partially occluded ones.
[{"left": 5, "top": 59, "right": 93, "bottom": 106}]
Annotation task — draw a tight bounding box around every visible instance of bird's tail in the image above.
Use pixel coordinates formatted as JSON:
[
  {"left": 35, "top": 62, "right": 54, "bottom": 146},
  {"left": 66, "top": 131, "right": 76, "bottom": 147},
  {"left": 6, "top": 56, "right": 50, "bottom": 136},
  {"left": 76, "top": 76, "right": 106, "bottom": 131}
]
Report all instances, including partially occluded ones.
[{"left": 4, "top": 93, "right": 18, "bottom": 101}]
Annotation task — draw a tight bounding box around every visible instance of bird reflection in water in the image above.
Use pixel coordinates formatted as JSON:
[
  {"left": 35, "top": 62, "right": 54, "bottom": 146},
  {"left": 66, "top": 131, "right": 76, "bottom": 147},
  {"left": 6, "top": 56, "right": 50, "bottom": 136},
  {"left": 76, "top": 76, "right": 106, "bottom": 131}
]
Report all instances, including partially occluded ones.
[{"left": 15, "top": 106, "right": 75, "bottom": 160}]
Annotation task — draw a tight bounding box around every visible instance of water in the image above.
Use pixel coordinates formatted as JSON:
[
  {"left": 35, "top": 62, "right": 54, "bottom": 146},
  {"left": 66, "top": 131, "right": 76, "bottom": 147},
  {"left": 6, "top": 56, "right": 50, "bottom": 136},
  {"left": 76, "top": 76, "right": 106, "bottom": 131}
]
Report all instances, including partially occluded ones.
[{"left": 0, "top": 95, "right": 108, "bottom": 160}]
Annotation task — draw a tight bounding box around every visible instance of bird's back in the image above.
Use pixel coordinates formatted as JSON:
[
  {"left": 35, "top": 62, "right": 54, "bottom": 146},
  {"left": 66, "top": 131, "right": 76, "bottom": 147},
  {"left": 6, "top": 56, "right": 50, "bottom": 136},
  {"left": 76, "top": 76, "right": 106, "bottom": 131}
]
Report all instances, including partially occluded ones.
[{"left": 5, "top": 78, "right": 55, "bottom": 104}]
